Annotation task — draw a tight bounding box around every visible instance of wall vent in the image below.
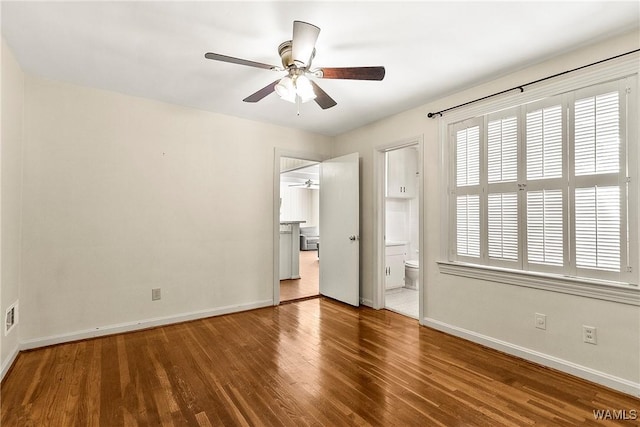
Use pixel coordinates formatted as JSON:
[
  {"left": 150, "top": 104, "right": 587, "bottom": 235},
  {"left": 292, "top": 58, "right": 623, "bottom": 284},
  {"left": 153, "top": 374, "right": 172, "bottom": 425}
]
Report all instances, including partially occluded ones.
[{"left": 5, "top": 302, "right": 18, "bottom": 335}]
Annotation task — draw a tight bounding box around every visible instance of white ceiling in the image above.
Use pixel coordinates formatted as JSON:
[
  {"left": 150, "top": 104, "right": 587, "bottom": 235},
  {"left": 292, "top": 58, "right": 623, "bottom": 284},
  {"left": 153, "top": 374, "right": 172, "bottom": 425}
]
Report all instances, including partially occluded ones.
[
  {"left": 2, "top": 1, "right": 638, "bottom": 136},
  {"left": 281, "top": 163, "right": 320, "bottom": 186}
]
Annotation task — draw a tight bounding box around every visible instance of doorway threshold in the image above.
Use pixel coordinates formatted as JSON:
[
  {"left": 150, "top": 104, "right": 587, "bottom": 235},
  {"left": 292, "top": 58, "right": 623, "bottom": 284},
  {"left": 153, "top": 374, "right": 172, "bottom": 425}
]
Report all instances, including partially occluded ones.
[{"left": 280, "top": 294, "right": 321, "bottom": 305}]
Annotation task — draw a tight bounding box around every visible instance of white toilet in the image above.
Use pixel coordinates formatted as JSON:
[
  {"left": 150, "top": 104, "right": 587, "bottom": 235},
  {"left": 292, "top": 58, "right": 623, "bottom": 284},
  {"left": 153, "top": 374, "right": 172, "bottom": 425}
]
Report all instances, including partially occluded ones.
[{"left": 404, "top": 259, "right": 419, "bottom": 289}]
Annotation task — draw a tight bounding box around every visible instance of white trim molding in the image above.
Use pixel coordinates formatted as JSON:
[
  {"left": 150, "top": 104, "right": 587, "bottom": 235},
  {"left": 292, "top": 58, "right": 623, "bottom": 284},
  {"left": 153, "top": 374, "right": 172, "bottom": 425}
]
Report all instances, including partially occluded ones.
[
  {"left": 273, "top": 148, "right": 327, "bottom": 306},
  {"left": 438, "top": 261, "right": 640, "bottom": 306},
  {"left": 423, "top": 316, "right": 640, "bottom": 397},
  {"left": 20, "top": 299, "right": 273, "bottom": 351},
  {"left": 0, "top": 344, "right": 20, "bottom": 382},
  {"left": 359, "top": 297, "right": 374, "bottom": 307},
  {"left": 373, "top": 136, "right": 425, "bottom": 316}
]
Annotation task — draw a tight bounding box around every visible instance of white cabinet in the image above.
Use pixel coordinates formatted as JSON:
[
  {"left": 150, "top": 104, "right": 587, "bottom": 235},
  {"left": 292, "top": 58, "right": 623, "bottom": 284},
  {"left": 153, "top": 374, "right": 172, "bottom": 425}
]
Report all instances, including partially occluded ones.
[
  {"left": 386, "top": 148, "right": 417, "bottom": 198},
  {"left": 385, "top": 244, "right": 406, "bottom": 289},
  {"left": 280, "top": 221, "right": 304, "bottom": 280}
]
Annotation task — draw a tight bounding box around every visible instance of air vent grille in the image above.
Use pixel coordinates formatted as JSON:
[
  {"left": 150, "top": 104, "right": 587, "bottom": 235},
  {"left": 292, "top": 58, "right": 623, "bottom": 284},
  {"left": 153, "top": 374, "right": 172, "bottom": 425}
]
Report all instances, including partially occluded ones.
[{"left": 5, "top": 302, "right": 17, "bottom": 335}]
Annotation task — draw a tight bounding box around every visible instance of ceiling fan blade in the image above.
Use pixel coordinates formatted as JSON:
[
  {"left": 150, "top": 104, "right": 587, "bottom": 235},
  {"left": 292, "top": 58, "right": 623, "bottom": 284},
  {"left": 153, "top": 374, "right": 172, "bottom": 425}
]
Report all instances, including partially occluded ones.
[
  {"left": 243, "top": 79, "right": 281, "bottom": 103},
  {"left": 310, "top": 81, "right": 337, "bottom": 109},
  {"left": 317, "top": 66, "right": 386, "bottom": 81},
  {"left": 289, "top": 180, "right": 317, "bottom": 188},
  {"left": 292, "top": 21, "right": 320, "bottom": 66},
  {"left": 205, "top": 52, "right": 277, "bottom": 70}
]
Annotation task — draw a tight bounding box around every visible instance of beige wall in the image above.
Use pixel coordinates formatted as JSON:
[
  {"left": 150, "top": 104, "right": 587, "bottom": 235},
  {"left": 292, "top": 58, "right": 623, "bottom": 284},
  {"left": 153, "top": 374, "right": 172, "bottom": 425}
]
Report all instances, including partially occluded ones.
[
  {"left": 1, "top": 39, "right": 24, "bottom": 374},
  {"left": 19, "top": 74, "right": 331, "bottom": 344},
  {"left": 333, "top": 30, "right": 640, "bottom": 391}
]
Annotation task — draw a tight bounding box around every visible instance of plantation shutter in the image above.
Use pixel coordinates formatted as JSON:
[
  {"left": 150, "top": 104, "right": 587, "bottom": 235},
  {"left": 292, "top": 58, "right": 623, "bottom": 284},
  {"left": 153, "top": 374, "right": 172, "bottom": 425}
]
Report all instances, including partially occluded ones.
[
  {"left": 488, "top": 116, "right": 518, "bottom": 183},
  {"left": 488, "top": 192, "right": 518, "bottom": 260},
  {"left": 457, "top": 195, "right": 480, "bottom": 257},
  {"left": 456, "top": 126, "right": 480, "bottom": 186},
  {"left": 454, "top": 122, "right": 482, "bottom": 260},
  {"left": 526, "top": 105, "right": 563, "bottom": 180},
  {"left": 573, "top": 88, "right": 622, "bottom": 273},
  {"left": 525, "top": 100, "right": 565, "bottom": 269},
  {"left": 575, "top": 186, "right": 620, "bottom": 271},
  {"left": 447, "top": 76, "right": 633, "bottom": 283},
  {"left": 487, "top": 113, "right": 519, "bottom": 264},
  {"left": 574, "top": 91, "right": 619, "bottom": 176},
  {"left": 526, "top": 190, "right": 564, "bottom": 266}
]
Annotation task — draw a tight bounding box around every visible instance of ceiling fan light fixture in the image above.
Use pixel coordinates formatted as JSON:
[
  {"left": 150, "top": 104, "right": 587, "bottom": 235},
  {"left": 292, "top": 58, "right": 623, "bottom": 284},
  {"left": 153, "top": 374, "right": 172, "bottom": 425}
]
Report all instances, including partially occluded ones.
[
  {"left": 275, "top": 76, "right": 296, "bottom": 103},
  {"left": 296, "top": 75, "right": 317, "bottom": 103},
  {"left": 275, "top": 74, "right": 316, "bottom": 104}
]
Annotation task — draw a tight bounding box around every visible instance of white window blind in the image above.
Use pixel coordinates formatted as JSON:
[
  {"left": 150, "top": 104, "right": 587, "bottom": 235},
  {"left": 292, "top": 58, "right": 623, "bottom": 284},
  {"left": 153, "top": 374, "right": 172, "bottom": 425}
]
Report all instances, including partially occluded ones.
[
  {"left": 574, "top": 92, "right": 619, "bottom": 176},
  {"left": 488, "top": 116, "right": 518, "bottom": 183},
  {"left": 486, "top": 111, "right": 519, "bottom": 265},
  {"left": 449, "top": 77, "right": 634, "bottom": 283},
  {"left": 488, "top": 192, "right": 518, "bottom": 260},
  {"left": 575, "top": 186, "right": 620, "bottom": 271},
  {"left": 526, "top": 190, "right": 564, "bottom": 266},
  {"left": 457, "top": 195, "right": 480, "bottom": 258},
  {"left": 526, "top": 105, "right": 563, "bottom": 180},
  {"left": 456, "top": 126, "right": 480, "bottom": 186}
]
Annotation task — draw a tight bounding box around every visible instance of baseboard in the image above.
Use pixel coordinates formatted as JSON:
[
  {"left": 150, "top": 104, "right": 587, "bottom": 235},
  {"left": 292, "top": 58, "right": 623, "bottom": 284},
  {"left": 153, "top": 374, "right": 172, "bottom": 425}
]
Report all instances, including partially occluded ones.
[
  {"left": 1, "top": 344, "right": 20, "bottom": 382},
  {"left": 360, "top": 297, "right": 374, "bottom": 307},
  {"left": 20, "top": 299, "right": 273, "bottom": 351},
  {"left": 423, "top": 317, "right": 640, "bottom": 398}
]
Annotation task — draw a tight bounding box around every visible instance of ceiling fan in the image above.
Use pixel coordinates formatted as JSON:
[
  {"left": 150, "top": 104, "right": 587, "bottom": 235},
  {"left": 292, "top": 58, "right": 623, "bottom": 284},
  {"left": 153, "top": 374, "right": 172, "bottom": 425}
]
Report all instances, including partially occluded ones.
[
  {"left": 204, "top": 21, "right": 385, "bottom": 110},
  {"left": 289, "top": 179, "right": 318, "bottom": 188}
]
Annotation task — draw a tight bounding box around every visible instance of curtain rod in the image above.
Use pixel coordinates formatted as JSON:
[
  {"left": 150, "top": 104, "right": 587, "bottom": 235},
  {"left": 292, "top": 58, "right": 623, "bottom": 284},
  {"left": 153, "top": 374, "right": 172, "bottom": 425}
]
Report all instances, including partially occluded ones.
[{"left": 426, "top": 48, "right": 640, "bottom": 119}]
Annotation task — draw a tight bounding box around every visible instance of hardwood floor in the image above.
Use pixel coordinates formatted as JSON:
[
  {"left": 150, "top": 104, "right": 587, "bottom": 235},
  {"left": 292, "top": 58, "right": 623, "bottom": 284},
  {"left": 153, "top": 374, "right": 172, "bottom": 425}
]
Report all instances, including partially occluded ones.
[
  {"left": 280, "top": 249, "right": 319, "bottom": 302},
  {"left": 2, "top": 298, "right": 638, "bottom": 426}
]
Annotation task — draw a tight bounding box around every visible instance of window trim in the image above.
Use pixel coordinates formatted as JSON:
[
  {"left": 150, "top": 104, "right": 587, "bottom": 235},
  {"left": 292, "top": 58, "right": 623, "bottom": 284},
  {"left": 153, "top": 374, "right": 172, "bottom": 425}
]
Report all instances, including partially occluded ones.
[
  {"left": 437, "top": 260, "right": 640, "bottom": 306},
  {"left": 439, "top": 54, "right": 639, "bottom": 301}
]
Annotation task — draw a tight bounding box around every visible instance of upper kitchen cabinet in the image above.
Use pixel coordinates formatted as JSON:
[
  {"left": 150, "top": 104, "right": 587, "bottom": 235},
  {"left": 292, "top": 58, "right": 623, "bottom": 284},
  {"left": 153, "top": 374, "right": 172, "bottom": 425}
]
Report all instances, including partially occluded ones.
[{"left": 386, "top": 147, "right": 417, "bottom": 198}]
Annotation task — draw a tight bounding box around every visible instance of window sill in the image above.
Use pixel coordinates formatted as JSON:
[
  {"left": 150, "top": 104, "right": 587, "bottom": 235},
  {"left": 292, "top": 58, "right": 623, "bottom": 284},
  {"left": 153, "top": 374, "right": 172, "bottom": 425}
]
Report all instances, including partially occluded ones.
[{"left": 437, "top": 261, "right": 640, "bottom": 306}]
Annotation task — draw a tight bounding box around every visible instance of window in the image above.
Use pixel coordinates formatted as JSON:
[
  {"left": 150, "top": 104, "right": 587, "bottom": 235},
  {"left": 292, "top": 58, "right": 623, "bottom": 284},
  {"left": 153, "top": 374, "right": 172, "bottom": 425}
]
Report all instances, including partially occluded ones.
[{"left": 449, "top": 78, "right": 635, "bottom": 284}]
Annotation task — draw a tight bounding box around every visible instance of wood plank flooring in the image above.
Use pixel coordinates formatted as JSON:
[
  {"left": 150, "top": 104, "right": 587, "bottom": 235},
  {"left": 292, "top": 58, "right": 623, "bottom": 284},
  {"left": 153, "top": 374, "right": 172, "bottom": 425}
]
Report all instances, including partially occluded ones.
[
  {"left": 2, "top": 298, "right": 639, "bottom": 426},
  {"left": 280, "top": 249, "right": 319, "bottom": 302}
]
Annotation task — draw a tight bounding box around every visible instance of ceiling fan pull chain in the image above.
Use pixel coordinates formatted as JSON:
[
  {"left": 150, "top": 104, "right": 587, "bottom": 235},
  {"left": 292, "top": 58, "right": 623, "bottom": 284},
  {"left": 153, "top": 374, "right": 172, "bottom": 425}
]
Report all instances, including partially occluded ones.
[{"left": 296, "top": 95, "right": 301, "bottom": 116}]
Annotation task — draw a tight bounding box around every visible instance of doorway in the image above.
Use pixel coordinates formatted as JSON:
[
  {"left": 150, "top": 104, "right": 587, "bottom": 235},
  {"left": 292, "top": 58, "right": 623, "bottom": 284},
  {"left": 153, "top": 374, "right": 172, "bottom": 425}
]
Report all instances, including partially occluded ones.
[
  {"left": 273, "top": 149, "right": 360, "bottom": 307},
  {"left": 374, "top": 138, "right": 424, "bottom": 321},
  {"left": 279, "top": 158, "right": 320, "bottom": 302}
]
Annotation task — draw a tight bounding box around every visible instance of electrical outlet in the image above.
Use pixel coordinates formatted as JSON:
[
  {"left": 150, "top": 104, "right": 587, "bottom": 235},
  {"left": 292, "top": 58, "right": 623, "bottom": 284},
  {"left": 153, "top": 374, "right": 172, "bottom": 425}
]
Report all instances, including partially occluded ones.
[
  {"left": 535, "top": 313, "right": 547, "bottom": 330},
  {"left": 583, "top": 325, "right": 597, "bottom": 344},
  {"left": 152, "top": 288, "right": 161, "bottom": 301}
]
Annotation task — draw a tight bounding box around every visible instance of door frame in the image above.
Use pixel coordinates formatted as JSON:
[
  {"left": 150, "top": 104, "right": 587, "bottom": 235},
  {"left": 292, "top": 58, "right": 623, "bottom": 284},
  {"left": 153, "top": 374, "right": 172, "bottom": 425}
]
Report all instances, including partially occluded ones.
[
  {"left": 273, "top": 148, "right": 326, "bottom": 305},
  {"left": 373, "top": 136, "right": 424, "bottom": 321}
]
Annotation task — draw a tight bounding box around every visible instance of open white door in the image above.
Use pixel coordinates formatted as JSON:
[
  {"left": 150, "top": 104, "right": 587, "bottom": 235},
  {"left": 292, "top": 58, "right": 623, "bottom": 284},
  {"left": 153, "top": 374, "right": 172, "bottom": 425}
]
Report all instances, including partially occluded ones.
[{"left": 319, "top": 152, "right": 359, "bottom": 306}]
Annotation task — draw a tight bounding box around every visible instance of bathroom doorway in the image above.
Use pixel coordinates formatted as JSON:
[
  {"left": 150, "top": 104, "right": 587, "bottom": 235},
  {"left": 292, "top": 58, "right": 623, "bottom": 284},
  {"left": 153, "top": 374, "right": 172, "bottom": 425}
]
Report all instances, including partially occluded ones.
[
  {"left": 279, "top": 157, "right": 320, "bottom": 302},
  {"left": 375, "top": 138, "right": 423, "bottom": 320}
]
